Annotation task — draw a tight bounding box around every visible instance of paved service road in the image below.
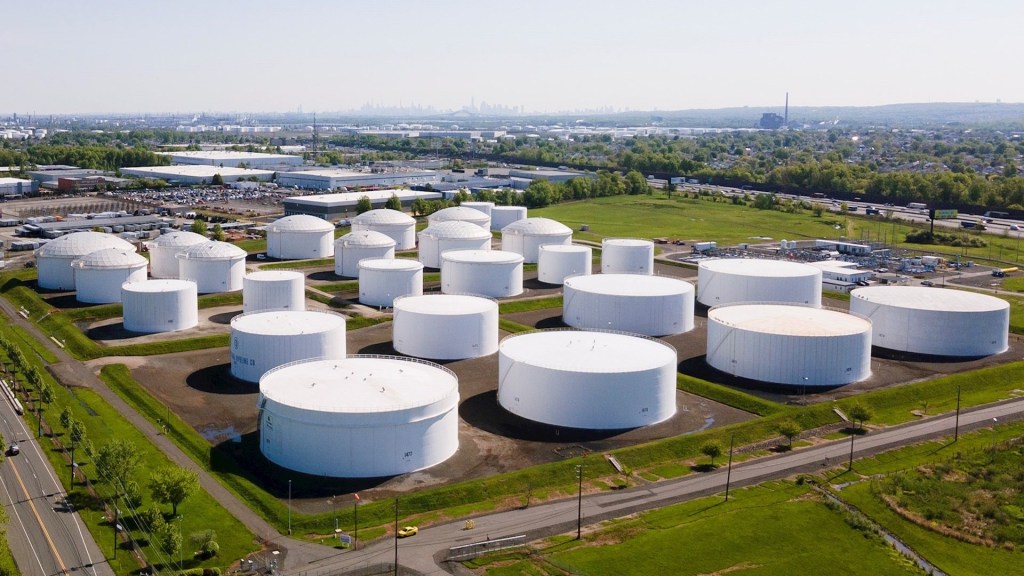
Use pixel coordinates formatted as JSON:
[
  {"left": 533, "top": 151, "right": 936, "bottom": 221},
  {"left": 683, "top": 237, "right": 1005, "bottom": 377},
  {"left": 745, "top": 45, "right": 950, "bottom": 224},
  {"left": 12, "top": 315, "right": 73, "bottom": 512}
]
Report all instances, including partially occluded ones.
[
  {"left": 0, "top": 387, "right": 113, "bottom": 576},
  {"left": 288, "top": 397, "right": 1024, "bottom": 575}
]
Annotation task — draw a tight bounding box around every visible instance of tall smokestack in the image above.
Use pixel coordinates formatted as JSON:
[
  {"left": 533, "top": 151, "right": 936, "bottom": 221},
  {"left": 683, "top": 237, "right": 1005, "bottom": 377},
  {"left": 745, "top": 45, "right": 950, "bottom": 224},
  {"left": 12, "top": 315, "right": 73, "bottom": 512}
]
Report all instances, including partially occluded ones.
[{"left": 784, "top": 92, "right": 789, "bottom": 126}]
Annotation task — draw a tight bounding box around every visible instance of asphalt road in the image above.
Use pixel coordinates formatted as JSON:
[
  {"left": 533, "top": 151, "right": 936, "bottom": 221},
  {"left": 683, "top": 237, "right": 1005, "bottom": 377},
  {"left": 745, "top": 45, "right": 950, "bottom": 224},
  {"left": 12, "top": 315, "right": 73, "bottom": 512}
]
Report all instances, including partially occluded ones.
[
  {"left": 288, "top": 397, "right": 1024, "bottom": 576},
  {"left": 0, "top": 388, "right": 113, "bottom": 576}
]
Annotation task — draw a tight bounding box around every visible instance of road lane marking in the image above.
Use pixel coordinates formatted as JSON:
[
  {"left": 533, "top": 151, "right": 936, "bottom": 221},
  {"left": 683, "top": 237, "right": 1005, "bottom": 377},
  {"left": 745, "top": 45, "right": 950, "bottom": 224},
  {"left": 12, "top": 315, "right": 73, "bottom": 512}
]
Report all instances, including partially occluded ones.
[{"left": 9, "top": 458, "right": 68, "bottom": 574}]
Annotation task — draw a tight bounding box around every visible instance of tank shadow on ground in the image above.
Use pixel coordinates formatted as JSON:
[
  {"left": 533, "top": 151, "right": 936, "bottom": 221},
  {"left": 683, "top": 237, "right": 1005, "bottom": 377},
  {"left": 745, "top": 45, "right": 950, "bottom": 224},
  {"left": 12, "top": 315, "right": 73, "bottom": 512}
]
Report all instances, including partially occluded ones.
[
  {"left": 534, "top": 315, "right": 568, "bottom": 330},
  {"left": 308, "top": 271, "right": 344, "bottom": 281},
  {"left": 677, "top": 355, "right": 844, "bottom": 399},
  {"left": 869, "top": 346, "right": 985, "bottom": 364},
  {"left": 209, "top": 310, "right": 242, "bottom": 324},
  {"left": 186, "top": 363, "right": 256, "bottom": 395},
  {"left": 84, "top": 323, "right": 144, "bottom": 341},
  {"left": 459, "top": 390, "right": 633, "bottom": 443},
  {"left": 41, "top": 293, "right": 95, "bottom": 309},
  {"left": 523, "top": 278, "right": 557, "bottom": 290}
]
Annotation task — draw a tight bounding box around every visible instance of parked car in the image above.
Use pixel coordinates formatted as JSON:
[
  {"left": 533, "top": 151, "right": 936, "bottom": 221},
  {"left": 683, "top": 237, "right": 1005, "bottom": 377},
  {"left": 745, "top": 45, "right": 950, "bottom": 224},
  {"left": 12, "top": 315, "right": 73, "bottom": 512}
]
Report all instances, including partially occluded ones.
[
  {"left": 921, "top": 280, "right": 934, "bottom": 287},
  {"left": 397, "top": 526, "right": 418, "bottom": 538}
]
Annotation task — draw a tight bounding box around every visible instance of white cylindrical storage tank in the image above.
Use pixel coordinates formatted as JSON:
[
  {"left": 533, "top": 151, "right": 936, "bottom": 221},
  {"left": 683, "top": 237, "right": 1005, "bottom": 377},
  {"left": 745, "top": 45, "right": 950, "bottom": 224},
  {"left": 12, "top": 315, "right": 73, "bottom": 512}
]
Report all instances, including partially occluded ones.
[
  {"left": 601, "top": 238, "right": 655, "bottom": 275},
  {"left": 334, "top": 230, "right": 396, "bottom": 277},
  {"left": 71, "top": 248, "right": 148, "bottom": 304},
  {"left": 417, "top": 221, "right": 493, "bottom": 268},
  {"left": 697, "top": 259, "right": 823, "bottom": 307},
  {"left": 440, "top": 250, "right": 523, "bottom": 298},
  {"left": 122, "top": 280, "right": 199, "bottom": 333},
  {"left": 498, "top": 330, "right": 677, "bottom": 429},
  {"left": 176, "top": 241, "right": 247, "bottom": 293},
  {"left": 460, "top": 201, "right": 494, "bottom": 218},
  {"left": 266, "top": 214, "right": 335, "bottom": 260},
  {"left": 258, "top": 356, "right": 459, "bottom": 478},
  {"left": 850, "top": 286, "right": 1009, "bottom": 357},
  {"left": 358, "top": 258, "right": 423, "bottom": 308},
  {"left": 393, "top": 294, "right": 498, "bottom": 360},
  {"left": 490, "top": 205, "right": 527, "bottom": 231},
  {"left": 351, "top": 209, "right": 417, "bottom": 251},
  {"left": 243, "top": 270, "right": 306, "bottom": 313},
  {"left": 148, "top": 231, "right": 208, "bottom": 278},
  {"left": 706, "top": 304, "right": 872, "bottom": 387},
  {"left": 563, "top": 274, "right": 694, "bottom": 336},
  {"left": 230, "top": 310, "right": 347, "bottom": 383},
  {"left": 35, "top": 231, "right": 135, "bottom": 291},
  {"left": 500, "top": 217, "right": 572, "bottom": 263},
  {"left": 428, "top": 206, "right": 491, "bottom": 231},
  {"left": 538, "top": 244, "right": 592, "bottom": 285}
]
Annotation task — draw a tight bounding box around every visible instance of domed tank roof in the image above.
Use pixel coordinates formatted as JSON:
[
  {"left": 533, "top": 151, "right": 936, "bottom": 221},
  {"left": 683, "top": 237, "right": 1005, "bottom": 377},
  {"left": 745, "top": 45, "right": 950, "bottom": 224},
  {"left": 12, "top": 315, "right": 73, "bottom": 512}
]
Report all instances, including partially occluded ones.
[
  {"left": 175, "top": 241, "right": 247, "bottom": 261},
  {"left": 352, "top": 208, "right": 415, "bottom": 226},
  {"left": 71, "top": 247, "right": 148, "bottom": 269},
  {"left": 151, "top": 230, "right": 210, "bottom": 248},
  {"left": 36, "top": 231, "right": 135, "bottom": 258},
  {"left": 420, "top": 220, "right": 492, "bottom": 240},
  {"left": 501, "top": 217, "right": 571, "bottom": 235},
  {"left": 428, "top": 206, "right": 489, "bottom": 224},
  {"left": 269, "top": 214, "right": 335, "bottom": 233},
  {"left": 335, "top": 230, "right": 397, "bottom": 248}
]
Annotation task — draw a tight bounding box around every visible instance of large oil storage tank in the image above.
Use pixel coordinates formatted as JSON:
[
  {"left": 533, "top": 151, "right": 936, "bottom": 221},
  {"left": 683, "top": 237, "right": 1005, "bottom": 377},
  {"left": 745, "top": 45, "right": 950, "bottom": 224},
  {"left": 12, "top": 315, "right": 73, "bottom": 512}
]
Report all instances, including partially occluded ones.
[
  {"left": 351, "top": 209, "right": 416, "bottom": 251},
  {"left": 266, "top": 214, "right": 335, "bottom": 260},
  {"left": 697, "top": 259, "right": 822, "bottom": 307},
  {"left": 358, "top": 258, "right": 423, "bottom": 308},
  {"left": 334, "top": 230, "right": 396, "bottom": 277},
  {"left": 393, "top": 294, "right": 498, "bottom": 359},
  {"left": 850, "top": 286, "right": 1008, "bottom": 357},
  {"left": 563, "top": 274, "right": 694, "bottom": 336},
  {"left": 417, "top": 221, "right": 492, "bottom": 268},
  {"left": 428, "top": 206, "right": 491, "bottom": 230},
  {"left": 176, "top": 241, "right": 247, "bottom": 293},
  {"left": 461, "top": 201, "right": 494, "bottom": 218},
  {"left": 498, "top": 330, "right": 677, "bottom": 429},
  {"left": 230, "top": 310, "right": 347, "bottom": 383},
  {"left": 537, "top": 244, "right": 592, "bottom": 285},
  {"left": 71, "top": 248, "right": 148, "bottom": 303},
  {"left": 602, "top": 238, "right": 654, "bottom": 275},
  {"left": 500, "top": 218, "right": 572, "bottom": 263},
  {"left": 122, "top": 279, "right": 199, "bottom": 333},
  {"left": 706, "top": 304, "right": 872, "bottom": 387},
  {"left": 440, "top": 250, "right": 523, "bottom": 297},
  {"left": 490, "top": 205, "right": 527, "bottom": 231},
  {"left": 148, "top": 231, "right": 208, "bottom": 278},
  {"left": 243, "top": 270, "right": 305, "bottom": 313},
  {"left": 258, "top": 356, "right": 459, "bottom": 478},
  {"left": 35, "top": 231, "right": 135, "bottom": 291}
]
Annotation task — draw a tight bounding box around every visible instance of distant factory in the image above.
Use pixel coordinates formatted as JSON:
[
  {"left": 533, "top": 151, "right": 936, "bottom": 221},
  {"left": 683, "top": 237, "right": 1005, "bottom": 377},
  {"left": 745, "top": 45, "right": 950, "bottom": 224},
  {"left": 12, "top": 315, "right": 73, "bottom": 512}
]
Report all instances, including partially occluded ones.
[
  {"left": 156, "top": 150, "right": 303, "bottom": 168},
  {"left": 275, "top": 168, "right": 440, "bottom": 191}
]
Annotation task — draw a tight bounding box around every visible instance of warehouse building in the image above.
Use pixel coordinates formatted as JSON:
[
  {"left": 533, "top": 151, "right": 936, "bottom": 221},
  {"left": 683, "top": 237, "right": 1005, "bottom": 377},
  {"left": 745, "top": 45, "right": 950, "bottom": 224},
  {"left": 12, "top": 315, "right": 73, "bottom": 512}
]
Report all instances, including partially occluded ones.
[
  {"left": 275, "top": 168, "right": 440, "bottom": 191},
  {"left": 121, "top": 165, "right": 274, "bottom": 184},
  {"left": 282, "top": 190, "right": 442, "bottom": 221},
  {"left": 0, "top": 177, "right": 38, "bottom": 197},
  {"left": 156, "top": 151, "right": 303, "bottom": 168}
]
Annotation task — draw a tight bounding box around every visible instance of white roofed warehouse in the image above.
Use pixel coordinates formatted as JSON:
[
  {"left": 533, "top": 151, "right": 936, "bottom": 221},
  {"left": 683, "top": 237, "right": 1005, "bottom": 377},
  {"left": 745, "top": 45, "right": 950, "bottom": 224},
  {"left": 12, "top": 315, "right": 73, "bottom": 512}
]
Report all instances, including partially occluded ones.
[
  {"left": 157, "top": 150, "right": 303, "bottom": 168},
  {"left": 230, "top": 310, "right": 347, "bottom": 383},
  {"left": 697, "top": 259, "right": 822, "bottom": 307},
  {"left": 283, "top": 190, "right": 442, "bottom": 222},
  {"left": 35, "top": 231, "right": 136, "bottom": 291},
  {"left": 266, "top": 214, "right": 336, "bottom": 260},
  {"left": 120, "top": 165, "right": 273, "bottom": 184},
  {"left": 258, "top": 356, "right": 460, "bottom": 478},
  {"left": 563, "top": 274, "right": 695, "bottom": 336},
  {"left": 500, "top": 217, "right": 572, "bottom": 263}
]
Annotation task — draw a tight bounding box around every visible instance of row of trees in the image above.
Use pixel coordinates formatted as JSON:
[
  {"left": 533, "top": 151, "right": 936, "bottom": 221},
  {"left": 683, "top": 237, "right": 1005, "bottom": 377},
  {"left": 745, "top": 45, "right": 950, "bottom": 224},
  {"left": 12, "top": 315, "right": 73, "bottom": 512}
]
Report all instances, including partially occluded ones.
[{"left": 0, "top": 144, "right": 168, "bottom": 172}]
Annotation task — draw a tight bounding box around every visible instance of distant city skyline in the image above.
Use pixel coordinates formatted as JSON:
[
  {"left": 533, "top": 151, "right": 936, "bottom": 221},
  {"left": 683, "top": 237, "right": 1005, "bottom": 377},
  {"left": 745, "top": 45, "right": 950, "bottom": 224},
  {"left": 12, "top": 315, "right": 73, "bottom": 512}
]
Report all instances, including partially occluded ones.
[{"left": 3, "top": 0, "right": 1021, "bottom": 116}]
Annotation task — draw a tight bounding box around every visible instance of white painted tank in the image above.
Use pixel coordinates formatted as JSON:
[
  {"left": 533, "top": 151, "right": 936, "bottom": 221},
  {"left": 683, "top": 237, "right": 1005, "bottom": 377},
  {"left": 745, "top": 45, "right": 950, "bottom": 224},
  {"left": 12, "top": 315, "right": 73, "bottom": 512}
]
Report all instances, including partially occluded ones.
[
  {"left": 122, "top": 279, "right": 199, "bottom": 333},
  {"left": 176, "top": 241, "right": 247, "bottom": 293},
  {"left": 563, "top": 274, "right": 695, "bottom": 336},
  {"left": 697, "top": 259, "right": 823, "bottom": 307},
  {"left": 537, "top": 244, "right": 592, "bottom": 285},
  {"left": 351, "top": 209, "right": 417, "bottom": 251},
  {"left": 850, "top": 286, "right": 1008, "bottom": 357},
  {"left": 393, "top": 294, "right": 499, "bottom": 360},
  {"left": 35, "top": 232, "right": 135, "bottom": 291},
  {"left": 334, "top": 230, "right": 396, "bottom": 277},
  {"left": 230, "top": 310, "right": 347, "bottom": 383},
  {"left": 258, "top": 356, "right": 459, "bottom": 478},
  {"left": 428, "top": 206, "right": 491, "bottom": 231},
  {"left": 500, "top": 217, "right": 572, "bottom": 263},
  {"left": 71, "top": 248, "right": 148, "bottom": 304},
  {"left": 460, "top": 201, "right": 494, "bottom": 218},
  {"left": 243, "top": 270, "right": 306, "bottom": 313},
  {"left": 441, "top": 250, "right": 524, "bottom": 298},
  {"left": 266, "top": 214, "right": 335, "bottom": 260},
  {"left": 498, "top": 330, "right": 677, "bottom": 429},
  {"left": 490, "top": 205, "right": 527, "bottom": 231},
  {"left": 601, "top": 238, "right": 654, "bottom": 275},
  {"left": 417, "top": 221, "right": 493, "bottom": 268},
  {"left": 358, "top": 258, "right": 423, "bottom": 308},
  {"left": 706, "top": 304, "right": 872, "bottom": 387},
  {"left": 148, "top": 231, "right": 208, "bottom": 278}
]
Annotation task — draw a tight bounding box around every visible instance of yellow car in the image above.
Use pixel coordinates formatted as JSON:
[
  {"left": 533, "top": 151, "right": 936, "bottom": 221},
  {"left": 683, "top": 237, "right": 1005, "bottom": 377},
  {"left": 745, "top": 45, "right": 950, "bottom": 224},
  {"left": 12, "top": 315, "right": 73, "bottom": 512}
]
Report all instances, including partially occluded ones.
[{"left": 397, "top": 526, "right": 418, "bottom": 538}]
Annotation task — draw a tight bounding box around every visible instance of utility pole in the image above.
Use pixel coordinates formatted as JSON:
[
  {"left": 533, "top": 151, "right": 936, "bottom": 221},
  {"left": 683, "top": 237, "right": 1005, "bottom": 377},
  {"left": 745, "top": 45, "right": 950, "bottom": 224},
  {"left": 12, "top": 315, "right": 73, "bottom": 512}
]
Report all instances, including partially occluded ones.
[
  {"left": 287, "top": 480, "right": 292, "bottom": 535},
  {"left": 724, "top": 434, "right": 735, "bottom": 502},
  {"left": 112, "top": 506, "right": 118, "bottom": 559},
  {"left": 393, "top": 499, "right": 399, "bottom": 576},
  {"left": 353, "top": 494, "right": 359, "bottom": 551},
  {"left": 954, "top": 385, "right": 961, "bottom": 442},
  {"left": 576, "top": 465, "right": 583, "bottom": 540},
  {"left": 847, "top": 432, "right": 855, "bottom": 472}
]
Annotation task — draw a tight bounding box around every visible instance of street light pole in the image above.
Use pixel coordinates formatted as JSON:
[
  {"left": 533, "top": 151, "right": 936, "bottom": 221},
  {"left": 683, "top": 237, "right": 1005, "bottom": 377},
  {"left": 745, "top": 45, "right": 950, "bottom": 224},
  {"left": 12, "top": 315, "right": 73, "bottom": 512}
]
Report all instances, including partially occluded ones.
[
  {"left": 954, "top": 385, "right": 962, "bottom": 442},
  {"left": 576, "top": 465, "right": 583, "bottom": 540},
  {"left": 847, "top": 432, "right": 855, "bottom": 472},
  {"left": 724, "top": 434, "right": 735, "bottom": 502},
  {"left": 353, "top": 496, "right": 359, "bottom": 551}
]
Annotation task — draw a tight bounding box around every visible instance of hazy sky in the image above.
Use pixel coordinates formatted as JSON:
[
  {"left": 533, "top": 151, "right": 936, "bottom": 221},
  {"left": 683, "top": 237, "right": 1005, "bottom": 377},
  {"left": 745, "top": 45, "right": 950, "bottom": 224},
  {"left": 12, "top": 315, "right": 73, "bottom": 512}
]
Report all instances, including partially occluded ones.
[{"left": 3, "top": 0, "right": 1022, "bottom": 115}]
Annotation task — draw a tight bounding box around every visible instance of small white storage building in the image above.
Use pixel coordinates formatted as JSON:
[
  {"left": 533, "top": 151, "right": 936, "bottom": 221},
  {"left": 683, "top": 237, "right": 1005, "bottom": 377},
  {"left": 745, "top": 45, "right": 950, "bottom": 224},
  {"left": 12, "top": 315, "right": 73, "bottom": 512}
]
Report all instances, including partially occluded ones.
[
  {"left": 258, "top": 356, "right": 459, "bottom": 478},
  {"left": 358, "top": 258, "right": 423, "bottom": 308},
  {"left": 697, "top": 259, "right": 822, "bottom": 307},
  {"left": 393, "top": 294, "right": 499, "bottom": 359},
  {"left": 500, "top": 217, "right": 572, "bottom": 263},
  {"left": 428, "top": 206, "right": 491, "bottom": 231},
  {"left": 243, "top": 271, "right": 306, "bottom": 313},
  {"left": 537, "top": 244, "right": 592, "bottom": 285},
  {"left": 563, "top": 274, "right": 695, "bottom": 336},
  {"left": 71, "top": 248, "right": 148, "bottom": 304},
  {"left": 417, "top": 221, "right": 493, "bottom": 268},
  {"left": 176, "top": 241, "right": 247, "bottom": 293},
  {"left": 490, "top": 205, "right": 527, "bottom": 231},
  {"left": 334, "top": 230, "right": 396, "bottom": 277},
  {"left": 122, "top": 280, "right": 199, "bottom": 333},
  {"left": 601, "top": 238, "right": 654, "bottom": 275},
  {"left": 266, "top": 214, "right": 336, "bottom": 260},
  {"left": 441, "top": 250, "right": 524, "bottom": 298},
  {"left": 230, "top": 310, "right": 347, "bottom": 383},
  {"left": 35, "top": 231, "right": 135, "bottom": 291},
  {"left": 148, "top": 231, "right": 208, "bottom": 279},
  {"left": 351, "top": 209, "right": 417, "bottom": 251}
]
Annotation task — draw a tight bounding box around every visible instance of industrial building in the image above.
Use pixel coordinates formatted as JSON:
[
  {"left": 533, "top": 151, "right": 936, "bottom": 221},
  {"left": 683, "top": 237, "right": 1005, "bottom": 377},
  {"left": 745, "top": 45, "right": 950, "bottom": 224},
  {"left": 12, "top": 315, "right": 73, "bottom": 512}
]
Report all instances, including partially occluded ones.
[
  {"left": 563, "top": 274, "right": 695, "bottom": 336},
  {"left": 35, "top": 231, "right": 136, "bottom": 291},
  {"left": 120, "top": 165, "right": 274, "bottom": 184},
  {"left": 440, "top": 250, "right": 524, "bottom": 298},
  {"left": 230, "top": 310, "right": 347, "bottom": 383},
  {"left": 156, "top": 150, "right": 303, "bottom": 168},
  {"left": 266, "top": 215, "right": 335, "bottom": 260},
  {"left": 19, "top": 215, "right": 168, "bottom": 240},
  {"left": 147, "top": 231, "right": 209, "bottom": 278},
  {"left": 176, "top": 241, "right": 247, "bottom": 293},
  {"left": 500, "top": 218, "right": 572, "bottom": 263},
  {"left": 807, "top": 261, "right": 873, "bottom": 293},
  {"left": 27, "top": 168, "right": 105, "bottom": 187},
  {"left": 121, "top": 280, "right": 199, "bottom": 333},
  {"left": 282, "top": 190, "right": 442, "bottom": 221},
  {"left": 498, "top": 330, "right": 678, "bottom": 429},
  {"left": 0, "top": 177, "right": 38, "bottom": 197},
  {"left": 257, "top": 356, "right": 460, "bottom": 478},
  {"left": 71, "top": 248, "right": 148, "bottom": 303},
  {"left": 334, "top": 231, "right": 396, "bottom": 277},
  {"left": 358, "top": 258, "right": 423, "bottom": 308},
  {"left": 393, "top": 294, "right": 499, "bottom": 360},
  {"left": 537, "top": 244, "right": 592, "bottom": 285},
  {"left": 697, "top": 259, "right": 823, "bottom": 307},
  {"left": 242, "top": 271, "right": 306, "bottom": 313},
  {"left": 601, "top": 238, "right": 654, "bottom": 275},
  {"left": 275, "top": 168, "right": 440, "bottom": 191},
  {"left": 418, "top": 221, "right": 493, "bottom": 268}
]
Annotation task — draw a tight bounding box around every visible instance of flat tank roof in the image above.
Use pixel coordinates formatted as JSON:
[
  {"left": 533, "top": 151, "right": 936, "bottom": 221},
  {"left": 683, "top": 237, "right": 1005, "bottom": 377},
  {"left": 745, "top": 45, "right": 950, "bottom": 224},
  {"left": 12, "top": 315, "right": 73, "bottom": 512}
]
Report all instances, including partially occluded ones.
[
  {"left": 500, "top": 330, "right": 676, "bottom": 373},
  {"left": 564, "top": 274, "right": 693, "bottom": 296},
  {"left": 359, "top": 258, "right": 423, "bottom": 271},
  {"left": 709, "top": 304, "right": 870, "bottom": 336},
  {"left": 603, "top": 238, "right": 653, "bottom": 247},
  {"left": 442, "top": 250, "right": 523, "bottom": 264},
  {"left": 231, "top": 310, "right": 345, "bottom": 335},
  {"left": 540, "top": 244, "right": 590, "bottom": 253},
  {"left": 260, "top": 356, "right": 457, "bottom": 413},
  {"left": 852, "top": 286, "right": 1009, "bottom": 312},
  {"left": 700, "top": 258, "right": 820, "bottom": 277},
  {"left": 395, "top": 294, "right": 495, "bottom": 315},
  {"left": 122, "top": 279, "right": 196, "bottom": 293}
]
